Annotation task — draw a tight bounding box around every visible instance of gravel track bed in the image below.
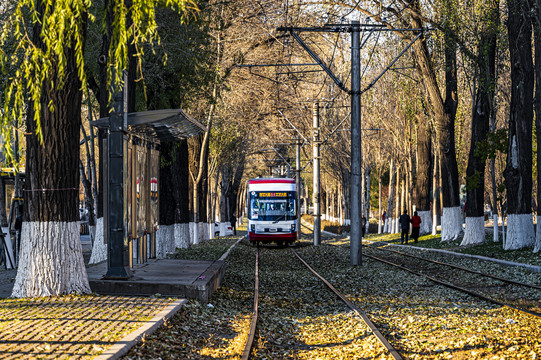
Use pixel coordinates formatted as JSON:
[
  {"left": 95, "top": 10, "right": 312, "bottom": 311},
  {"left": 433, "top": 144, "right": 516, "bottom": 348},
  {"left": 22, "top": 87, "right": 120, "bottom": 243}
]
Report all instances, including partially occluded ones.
[
  {"left": 124, "top": 236, "right": 541, "bottom": 359},
  {"left": 361, "top": 243, "right": 541, "bottom": 311}
]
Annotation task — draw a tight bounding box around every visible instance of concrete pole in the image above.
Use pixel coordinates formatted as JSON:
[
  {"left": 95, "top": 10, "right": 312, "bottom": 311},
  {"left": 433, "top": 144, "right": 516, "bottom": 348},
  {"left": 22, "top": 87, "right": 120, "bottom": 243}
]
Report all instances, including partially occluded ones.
[
  {"left": 296, "top": 136, "right": 301, "bottom": 237},
  {"left": 350, "top": 20, "right": 362, "bottom": 265},
  {"left": 313, "top": 101, "right": 321, "bottom": 246}
]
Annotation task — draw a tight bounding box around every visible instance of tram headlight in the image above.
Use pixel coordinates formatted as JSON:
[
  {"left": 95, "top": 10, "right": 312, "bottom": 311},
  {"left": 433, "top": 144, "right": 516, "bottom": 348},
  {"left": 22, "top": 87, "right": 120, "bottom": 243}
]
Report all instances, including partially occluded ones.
[
  {"left": 291, "top": 223, "right": 296, "bottom": 231},
  {"left": 251, "top": 224, "right": 255, "bottom": 232}
]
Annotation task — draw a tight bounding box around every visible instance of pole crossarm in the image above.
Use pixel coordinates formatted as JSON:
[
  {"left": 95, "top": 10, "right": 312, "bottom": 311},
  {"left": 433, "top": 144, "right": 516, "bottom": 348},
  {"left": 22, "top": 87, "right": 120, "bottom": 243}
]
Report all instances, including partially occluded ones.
[
  {"left": 319, "top": 112, "right": 351, "bottom": 150},
  {"left": 271, "top": 146, "right": 292, "bottom": 167},
  {"left": 277, "top": 109, "right": 309, "bottom": 143},
  {"left": 277, "top": 25, "right": 427, "bottom": 96},
  {"left": 361, "top": 32, "right": 423, "bottom": 94},
  {"left": 288, "top": 30, "right": 349, "bottom": 93}
]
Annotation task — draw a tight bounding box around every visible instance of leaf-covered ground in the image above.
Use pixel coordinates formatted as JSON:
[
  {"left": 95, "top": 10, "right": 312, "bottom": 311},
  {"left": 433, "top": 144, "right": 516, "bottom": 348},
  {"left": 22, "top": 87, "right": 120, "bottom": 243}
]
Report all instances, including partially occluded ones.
[{"left": 123, "top": 229, "right": 541, "bottom": 359}]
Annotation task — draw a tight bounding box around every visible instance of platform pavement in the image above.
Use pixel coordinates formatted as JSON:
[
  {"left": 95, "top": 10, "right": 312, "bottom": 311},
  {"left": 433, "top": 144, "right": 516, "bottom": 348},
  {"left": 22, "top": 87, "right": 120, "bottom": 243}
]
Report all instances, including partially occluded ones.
[{"left": 1, "top": 234, "right": 224, "bottom": 302}]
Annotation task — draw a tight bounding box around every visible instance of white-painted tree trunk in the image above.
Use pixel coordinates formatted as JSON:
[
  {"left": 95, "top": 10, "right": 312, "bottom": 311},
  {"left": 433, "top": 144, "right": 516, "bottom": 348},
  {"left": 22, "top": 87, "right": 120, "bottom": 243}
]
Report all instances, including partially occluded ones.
[
  {"left": 12, "top": 222, "right": 91, "bottom": 298},
  {"left": 89, "top": 225, "right": 96, "bottom": 247},
  {"left": 460, "top": 216, "right": 486, "bottom": 246},
  {"left": 190, "top": 222, "right": 207, "bottom": 245},
  {"left": 432, "top": 213, "right": 438, "bottom": 235},
  {"left": 155, "top": 225, "right": 175, "bottom": 259},
  {"left": 441, "top": 206, "right": 463, "bottom": 241},
  {"left": 534, "top": 216, "right": 541, "bottom": 253},
  {"left": 191, "top": 222, "right": 199, "bottom": 245},
  {"left": 505, "top": 214, "right": 534, "bottom": 250},
  {"left": 174, "top": 223, "right": 190, "bottom": 249},
  {"left": 493, "top": 214, "right": 499, "bottom": 242},
  {"left": 203, "top": 223, "right": 210, "bottom": 241},
  {"left": 383, "top": 219, "right": 388, "bottom": 233},
  {"left": 208, "top": 222, "right": 214, "bottom": 239},
  {"left": 189, "top": 222, "right": 196, "bottom": 245},
  {"left": 378, "top": 220, "right": 382, "bottom": 234},
  {"left": 89, "top": 217, "right": 106, "bottom": 265},
  {"left": 418, "top": 210, "right": 432, "bottom": 235},
  {"left": 501, "top": 216, "right": 506, "bottom": 246}
]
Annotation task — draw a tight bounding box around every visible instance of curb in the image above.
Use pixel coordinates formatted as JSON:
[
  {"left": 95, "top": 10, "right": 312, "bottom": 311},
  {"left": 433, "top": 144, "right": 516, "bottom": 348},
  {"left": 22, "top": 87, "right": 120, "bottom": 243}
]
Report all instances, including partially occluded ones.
[
  {"left": 403, "top": 245, "right": 541, "bottom": 273},
  {"left": 364, "top": 238, "right": 541, "bottom": 273},
  {"left": 219, "top": 235, "right": 246, "bottom": 261},
  {"left": 300, "top": 220, "right": 341, "bottom": 237},
  {"left": 94, "top": 298, "right": 188, "bottom": 360}
]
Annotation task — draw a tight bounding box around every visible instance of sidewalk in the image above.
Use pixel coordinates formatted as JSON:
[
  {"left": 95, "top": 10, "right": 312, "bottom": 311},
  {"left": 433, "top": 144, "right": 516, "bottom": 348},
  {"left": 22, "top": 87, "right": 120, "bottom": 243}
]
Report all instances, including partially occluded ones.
[
  {"left": 0, "top": 234, "right": 224, "bottom": 359},
  {"left": 0, "top": 294, "right": 185, "bottom": 359}
]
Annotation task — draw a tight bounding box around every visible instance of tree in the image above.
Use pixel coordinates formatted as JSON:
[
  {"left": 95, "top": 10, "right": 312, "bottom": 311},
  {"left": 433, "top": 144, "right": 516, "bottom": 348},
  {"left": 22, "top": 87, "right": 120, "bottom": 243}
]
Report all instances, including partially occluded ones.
[
  {"left": 461, "top": 0, "right": 499, "bottom": 246},
  {"left": 1, "top": 0, "right": 195, "bottom": 297},
  {"left": 535, "top": 0, "right": 541, "bottom": 253},
  {"left": 6, "top": 0, "right": 91, "bottom": 297},
  {"left": 503, "top": 0, "right": 535, "bottom": 250}
]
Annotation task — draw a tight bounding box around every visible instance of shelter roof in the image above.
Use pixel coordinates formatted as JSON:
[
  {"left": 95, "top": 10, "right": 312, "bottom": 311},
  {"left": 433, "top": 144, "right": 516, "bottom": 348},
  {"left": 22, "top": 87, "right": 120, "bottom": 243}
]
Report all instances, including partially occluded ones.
[{"left": 91, "top": 109, "right": 207, "bottom": 142}]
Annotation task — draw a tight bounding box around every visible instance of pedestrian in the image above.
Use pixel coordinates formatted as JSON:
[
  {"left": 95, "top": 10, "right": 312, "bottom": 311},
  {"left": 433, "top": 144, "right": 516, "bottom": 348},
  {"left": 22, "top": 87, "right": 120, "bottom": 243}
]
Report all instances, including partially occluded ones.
[
  {"left": 230, "top": 213, "right": 237, "bottom": 235},
  {"left": 361, "top": 214, "right": 367, "bottom": 237},
  {"left": 411, "top": 211, "right": 421, "bottom": 243},
  {"left": 382, "top": 211, "right": 387, "bottom": 224},
  {"left": 399, "top": 209, "right": 410, "bottom": 244}
]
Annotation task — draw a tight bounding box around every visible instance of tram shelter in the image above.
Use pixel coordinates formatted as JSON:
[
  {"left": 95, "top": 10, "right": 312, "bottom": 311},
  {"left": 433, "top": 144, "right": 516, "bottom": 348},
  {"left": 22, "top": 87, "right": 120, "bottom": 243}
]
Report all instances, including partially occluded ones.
[{"left": 91, "top": 109, "right": 206, "bottom": 269}]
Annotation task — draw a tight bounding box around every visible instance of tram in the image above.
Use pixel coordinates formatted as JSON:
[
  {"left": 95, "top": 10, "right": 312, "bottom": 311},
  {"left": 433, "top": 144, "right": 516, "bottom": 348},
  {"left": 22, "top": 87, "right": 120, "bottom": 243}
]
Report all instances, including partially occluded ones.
[{"left": 247, "top": 178, "right": 297, "bottom": 246}]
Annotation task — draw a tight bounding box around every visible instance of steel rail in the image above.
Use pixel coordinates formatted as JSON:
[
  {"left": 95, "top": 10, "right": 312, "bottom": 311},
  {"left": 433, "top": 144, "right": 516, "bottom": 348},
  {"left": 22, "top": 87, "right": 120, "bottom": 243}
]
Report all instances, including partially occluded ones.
[
  {"left": 367, "top": 244, "right": 541, "bottom": 291},
  {"left": 290, "top": 248, "right": 403, "bottom": 360},
  {"left": 241, "top": 248, "right": 259, "bottom": 360},
  {"left": 363, "top": 252, "right": 541, "bottom": 319}
]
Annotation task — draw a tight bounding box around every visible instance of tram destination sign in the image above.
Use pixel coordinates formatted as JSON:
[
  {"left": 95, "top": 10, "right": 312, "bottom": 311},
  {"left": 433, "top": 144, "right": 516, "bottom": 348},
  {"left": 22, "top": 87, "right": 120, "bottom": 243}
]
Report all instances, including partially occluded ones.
[{"left": 257, "top": 192, "right": 287, "bottom": 197}]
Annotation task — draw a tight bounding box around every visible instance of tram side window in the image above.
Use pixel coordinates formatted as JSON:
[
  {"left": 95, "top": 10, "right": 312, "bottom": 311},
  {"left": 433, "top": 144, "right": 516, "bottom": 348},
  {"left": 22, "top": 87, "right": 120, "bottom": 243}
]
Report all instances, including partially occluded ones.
[
  {"left": 250, "top": 198, "right": 260, "bottom": 219},
  {"left": 287, "top": 200, "right": 295, "bottom": 215}
]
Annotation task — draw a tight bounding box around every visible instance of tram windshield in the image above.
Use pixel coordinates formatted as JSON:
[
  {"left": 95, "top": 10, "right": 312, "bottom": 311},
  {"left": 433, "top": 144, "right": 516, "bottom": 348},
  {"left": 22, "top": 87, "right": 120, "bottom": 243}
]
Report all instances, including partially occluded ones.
[{"left": 249, "top": 191, "right": 296, "bottom": 221}]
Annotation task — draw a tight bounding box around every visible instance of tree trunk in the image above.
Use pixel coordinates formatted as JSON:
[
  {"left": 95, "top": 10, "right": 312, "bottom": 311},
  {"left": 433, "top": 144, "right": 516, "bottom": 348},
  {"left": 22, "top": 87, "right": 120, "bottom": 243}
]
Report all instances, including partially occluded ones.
[
  {"left": 0, "top": 177, "right": 7, "bottom": 227},
  {"left": 408, "top": 0, "right": 462, "bottom": 240},
  {"left": 156, "top": 142, "right": 177, "bottom": 257},
  {"left": 12, "top": 4, "right": 90, "bottom": 297},
  {"left": 189, "top": 134, "right": 209, "bottom": 244},
  {"left": 504, "top": 0, "right": 535, "bottom": 250},
  {"left": 432, "top": 150, "right": 440, "bottom": 235},
  {"left": 394, "top": 163, "right": 400, "bottom": 233},
  {"left": 462, "top": 9, "right": 498, "bottom": 246},
  {"left": 385, "top": 159, "right": 396, "bottom": 233},
  {"left": 378, "top": 176, "right": 382, "bottom": 234},
  {"left": 365, "top": 166, "right": 371, "bottom": 234},
  {"left": 414, "top": 113, "right": 433, "bottom": 234},
  {"left": 535, "top": 0, "right": 541, "bottom": 253},
  {"left": 229, "top": 154, "right": 246, "bottom": 222}
]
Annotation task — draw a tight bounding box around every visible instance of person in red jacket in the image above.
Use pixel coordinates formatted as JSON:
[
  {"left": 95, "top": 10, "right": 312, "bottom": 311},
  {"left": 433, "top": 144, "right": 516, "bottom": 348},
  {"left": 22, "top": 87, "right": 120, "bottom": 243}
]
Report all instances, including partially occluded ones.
[{"left": 410, "top": 211, "right": 422, "bottom": 243}]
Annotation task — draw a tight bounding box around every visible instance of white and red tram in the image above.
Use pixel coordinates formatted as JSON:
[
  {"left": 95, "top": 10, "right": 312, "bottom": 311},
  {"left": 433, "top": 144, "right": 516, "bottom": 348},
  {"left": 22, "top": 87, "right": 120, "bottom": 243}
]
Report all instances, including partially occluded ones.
[{"left": 247, "top": 178, "right": 297, "bottom": 245}]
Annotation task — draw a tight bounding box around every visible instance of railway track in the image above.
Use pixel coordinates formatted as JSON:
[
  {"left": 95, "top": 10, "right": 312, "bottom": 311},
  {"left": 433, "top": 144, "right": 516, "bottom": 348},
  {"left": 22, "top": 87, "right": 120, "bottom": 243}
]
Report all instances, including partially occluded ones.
[
  {"left": 241, "top": 245, "right": 403, "bottom": 360},
  {"left": 362, "top": 243, "right": 541, "bottom": 319}
]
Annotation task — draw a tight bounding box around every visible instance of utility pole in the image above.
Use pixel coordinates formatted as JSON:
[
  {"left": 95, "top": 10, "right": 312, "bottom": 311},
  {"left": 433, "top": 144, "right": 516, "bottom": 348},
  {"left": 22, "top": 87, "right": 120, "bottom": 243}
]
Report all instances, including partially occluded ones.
[
  {"left": 313, "top": 101, "right": 321, "bottom": 246},
  {"left": 105, "top": 72, "right": 130, "bottom": 279},
  {"left": 350, "top": 20, "right": 362, "bottom": 265},
  {"left": 296, "top": 136, "right": 301, "bottom": 236},
  {"left": 275, "top": 22, "right": 424, "bottom": 264}
]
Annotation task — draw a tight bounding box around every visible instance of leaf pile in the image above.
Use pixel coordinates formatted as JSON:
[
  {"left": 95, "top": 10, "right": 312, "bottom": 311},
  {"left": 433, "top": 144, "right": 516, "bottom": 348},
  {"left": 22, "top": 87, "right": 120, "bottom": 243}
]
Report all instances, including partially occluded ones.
[{"left": 123, "top": 233, "right": 541, "bottom": 359}]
